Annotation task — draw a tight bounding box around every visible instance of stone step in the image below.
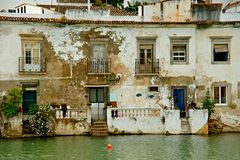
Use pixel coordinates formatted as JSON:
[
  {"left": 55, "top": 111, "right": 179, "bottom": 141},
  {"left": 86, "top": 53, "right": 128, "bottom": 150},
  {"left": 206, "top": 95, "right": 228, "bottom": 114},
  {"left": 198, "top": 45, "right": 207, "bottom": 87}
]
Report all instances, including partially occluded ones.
[
  {"left": 94, "top": 121, "right": 107, "bottom": 125},
  {"left": 92, "top": 132, "right": 108, "bottom": 136},
  {"left": 181, "top": 118, "right": 191, "bottom": 134},
  {"left": 181, "top": 131, "right": 192, "bottom": 135},
  {"left": 91, "top": 128, "right": 108, "bottom": 132},
  {"left": 91, "top": 125, "right": 108, "bottom": 128},
  {"left": 91, "top": 121, "right": 108, "bottom": 136}
]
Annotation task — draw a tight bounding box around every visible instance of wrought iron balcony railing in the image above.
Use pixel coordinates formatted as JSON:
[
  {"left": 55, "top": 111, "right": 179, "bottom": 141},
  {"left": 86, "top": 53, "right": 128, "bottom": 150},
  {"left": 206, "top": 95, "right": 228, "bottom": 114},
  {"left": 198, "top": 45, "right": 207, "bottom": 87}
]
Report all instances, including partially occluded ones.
[
  {"left": 87, "top": 58, "right": 111, "bottom": 74},
  {"left": 19, "top": 57, "right": 46, "bottom": 73},
  {"left": 135, "top": 59, "right": 160, "bottom": 74}
]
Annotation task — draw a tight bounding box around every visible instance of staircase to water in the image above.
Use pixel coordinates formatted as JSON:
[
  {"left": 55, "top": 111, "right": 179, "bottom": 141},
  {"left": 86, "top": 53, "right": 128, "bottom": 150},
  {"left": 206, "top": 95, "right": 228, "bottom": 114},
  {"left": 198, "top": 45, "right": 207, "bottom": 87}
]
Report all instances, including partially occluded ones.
[
  {"left": 181, "top": 118, "right": 191, "bottom": 134},
  {"left": 91, "top": 121, "right": 108, "bottom": 136}
]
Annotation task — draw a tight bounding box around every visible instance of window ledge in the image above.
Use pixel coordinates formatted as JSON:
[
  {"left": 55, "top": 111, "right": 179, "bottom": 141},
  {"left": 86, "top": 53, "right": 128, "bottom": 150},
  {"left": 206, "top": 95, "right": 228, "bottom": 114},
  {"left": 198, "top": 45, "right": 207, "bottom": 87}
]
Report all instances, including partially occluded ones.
[
  {"left": 212, "top": 62, "right": 230, "bottom": 64},
  {"left": 87, "top": 73, "right": 111, "bottom": 75},
  {"left": 171, "top": 62, "right": 189, "bottom": 65},
  {"left": 215, "top": 104, "right": 228, "bottom": 107},
  {"left": 19, "top": 71, "right": 47, "bottom": 75},
  {"left": 135, "top": 73, "right": 159, "bottom": 76}
]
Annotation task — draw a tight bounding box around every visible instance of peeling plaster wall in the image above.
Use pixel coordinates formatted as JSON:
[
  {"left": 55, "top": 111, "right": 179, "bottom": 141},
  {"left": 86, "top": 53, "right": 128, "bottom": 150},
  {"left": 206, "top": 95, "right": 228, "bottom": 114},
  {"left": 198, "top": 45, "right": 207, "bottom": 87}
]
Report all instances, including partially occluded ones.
[
  {"left": 0, "top": 22, "right": 240, "bottom": 125},
  {"left": 143, "top": 0, "right": 191, "bottom": 22},
  {"left": 55, "top": 119, "right": 90, "bottom": 135},
  {"left": 188, "top": 109, "right": 208, "bottom": 134},
  {"left": 196, "top": 26, "right": 240, "bottom": 105},
  {"left": 107, "top": 108, "right": 208, "bottom": 134}
]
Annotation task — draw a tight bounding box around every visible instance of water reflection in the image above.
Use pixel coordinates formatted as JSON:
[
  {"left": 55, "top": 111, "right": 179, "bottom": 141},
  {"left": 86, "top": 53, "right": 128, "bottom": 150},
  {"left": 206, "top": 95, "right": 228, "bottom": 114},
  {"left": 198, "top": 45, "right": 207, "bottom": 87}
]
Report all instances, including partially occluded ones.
[{"left": 0, "top": 134, "right": 240, "bottom": 160}]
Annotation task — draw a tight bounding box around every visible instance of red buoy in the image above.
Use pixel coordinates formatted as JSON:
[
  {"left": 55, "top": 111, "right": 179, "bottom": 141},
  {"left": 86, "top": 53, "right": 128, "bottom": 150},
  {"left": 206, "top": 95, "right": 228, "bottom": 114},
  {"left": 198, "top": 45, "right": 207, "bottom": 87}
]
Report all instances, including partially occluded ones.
[{"left": 107, "top": 144, "right": 112, "bottom": 150}]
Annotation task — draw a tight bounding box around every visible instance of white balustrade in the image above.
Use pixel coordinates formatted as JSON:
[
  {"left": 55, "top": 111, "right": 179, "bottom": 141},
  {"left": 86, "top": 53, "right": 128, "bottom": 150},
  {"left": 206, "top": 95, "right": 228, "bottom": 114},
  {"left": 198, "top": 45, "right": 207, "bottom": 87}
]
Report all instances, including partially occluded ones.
[
  {"left": 109, "top": 108, "right": 162, "bottom": 118},
  {"left": 55, "top": 108, "right": 87, "bottom": 120}
]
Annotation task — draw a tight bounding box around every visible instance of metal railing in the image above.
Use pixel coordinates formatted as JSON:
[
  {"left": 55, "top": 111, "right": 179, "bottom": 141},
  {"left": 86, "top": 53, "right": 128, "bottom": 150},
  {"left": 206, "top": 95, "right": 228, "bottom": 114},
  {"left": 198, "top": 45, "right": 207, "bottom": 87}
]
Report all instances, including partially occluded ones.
[
  {"left": 55, "top": 108, "right": 87, "bottom": 120},
  {"left": 87, "top": 58, "right": 111, "bottom": 74},
  {"left": 19, "top": 57, "right": 46, "bottom": 73},
  {"left": 135, "top": 59, "right": 159, "bottom": 74}
]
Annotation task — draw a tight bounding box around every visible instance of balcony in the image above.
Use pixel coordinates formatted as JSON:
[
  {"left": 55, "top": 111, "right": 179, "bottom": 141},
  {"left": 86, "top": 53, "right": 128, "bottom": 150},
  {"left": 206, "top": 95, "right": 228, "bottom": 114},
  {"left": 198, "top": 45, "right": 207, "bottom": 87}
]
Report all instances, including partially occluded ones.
[
  {"left": 135, "top": 59, "right": 159, "bottom": 75},
  {"left": 87, "top": 58, "right": 111, "bottom": 75},
  {"left": 19, "top": 57, "right": 46, "bottom": 73}
]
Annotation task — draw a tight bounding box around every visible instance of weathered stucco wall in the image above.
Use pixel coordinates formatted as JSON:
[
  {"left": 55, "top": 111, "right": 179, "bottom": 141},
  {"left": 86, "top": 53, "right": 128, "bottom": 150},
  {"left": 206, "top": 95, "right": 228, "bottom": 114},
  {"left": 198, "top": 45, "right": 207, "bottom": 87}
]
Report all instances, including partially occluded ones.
[
  {"left": 55, "top": 119, "right": 90, "bottom": 135},
  {"left": 189, "top": 109, "right": 208, "bottom": 134},
  {"left": 107, "top": 108, "right": 208, "bottom": 134},
  {"left": 0, "top": 21, "right": 240, "bottom": 132},
  {"left": 0, "top": 114, "right": 23, "bottom": 138}
]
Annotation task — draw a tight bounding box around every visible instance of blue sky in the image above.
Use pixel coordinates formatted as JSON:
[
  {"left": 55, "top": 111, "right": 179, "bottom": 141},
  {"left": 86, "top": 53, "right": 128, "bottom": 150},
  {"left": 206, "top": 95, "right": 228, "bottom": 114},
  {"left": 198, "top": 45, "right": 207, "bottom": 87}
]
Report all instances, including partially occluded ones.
[{"left": 0, "top": 0, "right": 57, "bottom": 10}]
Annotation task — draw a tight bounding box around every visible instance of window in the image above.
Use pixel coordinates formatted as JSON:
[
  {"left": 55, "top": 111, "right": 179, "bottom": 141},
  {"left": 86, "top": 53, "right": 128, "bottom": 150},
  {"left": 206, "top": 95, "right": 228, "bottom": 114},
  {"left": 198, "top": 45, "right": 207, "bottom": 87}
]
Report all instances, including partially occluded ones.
[
  {"left": 20, "top": 34, "right": 45, "bottom": 73},
  {"left": 88, "top": 37, "right": 110, "bottom": 74},
  {"left": 136, "top": 37, "right": 159, "bottom": 74},
  {"left": 170, "top": 37, "right": 190, "bottom": 64},
  {"left": 172, "top": 45, "right": 186, "bottom": 62},
  {"left": 213, "top": 86, "right": 227, "bottom": 105},
  {"left": 24, "top": 6, "right": 26, "bottom": 13},
  {"left": 213, "top": 44, "right": 229, "bottom": 62},
  {"left": 149, "top": 86, "right": 159, "bottom": 92},
  {"left": 210, "top": 36, "right": 232, "bottom": 64}
]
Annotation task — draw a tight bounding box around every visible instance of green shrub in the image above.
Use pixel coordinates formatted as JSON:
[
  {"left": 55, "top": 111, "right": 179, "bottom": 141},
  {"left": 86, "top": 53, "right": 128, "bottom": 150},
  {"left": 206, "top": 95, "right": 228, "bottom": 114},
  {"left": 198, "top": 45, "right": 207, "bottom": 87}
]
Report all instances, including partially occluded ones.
[
  {"left": 2, "top": 103, "right": 18, "bottom": 118},
  {"left": 28, "top": 103, "right": 39, "bottom": 115},
  {"left": 30, "top": 105, "right": 54, "bottom": 136},
  {"left": 202, "top": 89, "right": 215, "bottom": 118},
  {"left": 1, "top": 87, "right": 23, "bottom": 118}
]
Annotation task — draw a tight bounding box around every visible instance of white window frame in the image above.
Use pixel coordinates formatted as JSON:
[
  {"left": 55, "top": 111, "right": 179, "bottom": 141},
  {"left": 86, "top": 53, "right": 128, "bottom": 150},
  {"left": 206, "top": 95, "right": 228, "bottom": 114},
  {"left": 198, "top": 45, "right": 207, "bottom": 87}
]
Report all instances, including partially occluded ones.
[
  {"left": 213, "top": 86, "right": 227, "bottom": 105},
  {"left": 23, "top": 42, "right": 41, "bottom": 71},
  {"left": 172, "top": 44, "right": 187, "bottom": 62},
  {"left": 170, "top": 36, "right": 190, "bottom": 65},
  {"left": 20, "top": 34, "right": 43, "bottom": 72}
]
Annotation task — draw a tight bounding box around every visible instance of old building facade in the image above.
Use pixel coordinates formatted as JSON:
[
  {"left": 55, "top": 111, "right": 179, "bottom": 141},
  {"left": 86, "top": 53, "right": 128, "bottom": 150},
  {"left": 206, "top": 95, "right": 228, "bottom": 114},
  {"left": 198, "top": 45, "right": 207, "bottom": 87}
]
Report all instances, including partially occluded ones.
[{"left": 0, "top": 0, "right": 240, "bottom": 136}]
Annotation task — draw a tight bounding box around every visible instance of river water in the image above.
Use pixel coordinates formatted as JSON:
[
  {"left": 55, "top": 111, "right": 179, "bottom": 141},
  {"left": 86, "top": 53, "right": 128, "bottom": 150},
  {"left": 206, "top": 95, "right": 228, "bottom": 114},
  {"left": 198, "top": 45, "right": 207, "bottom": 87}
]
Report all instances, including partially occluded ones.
[{"left": 0, "top": 134, "right": 239, "bottom": 160}]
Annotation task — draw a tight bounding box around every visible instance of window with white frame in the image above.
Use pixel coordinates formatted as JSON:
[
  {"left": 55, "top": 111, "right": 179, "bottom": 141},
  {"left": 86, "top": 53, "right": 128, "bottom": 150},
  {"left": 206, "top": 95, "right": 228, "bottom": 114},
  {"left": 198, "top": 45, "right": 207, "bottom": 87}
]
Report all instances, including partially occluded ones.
[
  {"left": 210, "top": 36, "right": 232, "bottom": 64},
  {"left": 23, "top": 42, "right": 40, "bottom": 64},
  {"left": 213, "top": 86, "right": 227, "bottom": 105},
  {"left": 20, "top": 35, "right": 44, "bottom": 72},
  {"left": 172, "top": 44, "right": 187, "bottom": 62},
  {"left": 170, "top": 37, "right": 190, "bottom": 64}
]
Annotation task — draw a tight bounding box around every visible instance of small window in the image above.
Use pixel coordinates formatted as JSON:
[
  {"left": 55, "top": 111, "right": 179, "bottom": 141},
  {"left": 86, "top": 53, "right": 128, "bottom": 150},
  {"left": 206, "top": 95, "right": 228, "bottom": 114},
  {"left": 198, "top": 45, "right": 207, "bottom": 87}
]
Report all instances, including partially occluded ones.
[
  {"left": 172, "top": 45, "right": 186, "bottom": 62},
  {"left": 170, "top": 37, "right": 190, "bottom": 65},
  {"left": 21, "top": 7, "right": 23, "bottom": 13},
  {"left": 24, "top": 6, "right": 26, "bottom": 13},
  {"left": 210, "top": 36, "right": 232, "bottom": 64},
  {"left": 149, "top": 86, "right": 159, "bottom": 92},
  {"left": 213, "top": 44, "right": 229, "bottom": 62},
  {"left": 214, "top": 86, "right": 227, "bottom": 105}
]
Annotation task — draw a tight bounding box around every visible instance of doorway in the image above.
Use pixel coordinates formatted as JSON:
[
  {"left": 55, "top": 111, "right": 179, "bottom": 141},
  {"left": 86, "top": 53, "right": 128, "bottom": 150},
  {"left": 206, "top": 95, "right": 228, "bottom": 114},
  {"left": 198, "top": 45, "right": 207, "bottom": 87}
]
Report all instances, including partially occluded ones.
[
  {"left": 89, "top": 87, "right": 107, "bottom": 122},
  {"left": 172, "top": 87, "right": 186, "bottom": 111},
  {"left": 22, "top": 89, "right": 37, "bottom": 114}
]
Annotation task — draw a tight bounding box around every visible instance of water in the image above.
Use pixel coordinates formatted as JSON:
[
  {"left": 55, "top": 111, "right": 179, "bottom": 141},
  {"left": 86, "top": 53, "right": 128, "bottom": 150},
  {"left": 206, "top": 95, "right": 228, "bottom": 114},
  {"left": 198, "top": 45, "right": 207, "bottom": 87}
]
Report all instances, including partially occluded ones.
[{"left": 0, "top": 134, "right": 239, "bottom": 160}]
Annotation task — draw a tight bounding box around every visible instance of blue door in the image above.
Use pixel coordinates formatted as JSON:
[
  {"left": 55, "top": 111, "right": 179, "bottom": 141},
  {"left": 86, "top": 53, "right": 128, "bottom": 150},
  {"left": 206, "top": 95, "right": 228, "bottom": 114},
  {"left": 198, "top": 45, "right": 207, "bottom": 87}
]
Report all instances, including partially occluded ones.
[{"left": 173, "top": 88, "right": 185, "bottom": 111}]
